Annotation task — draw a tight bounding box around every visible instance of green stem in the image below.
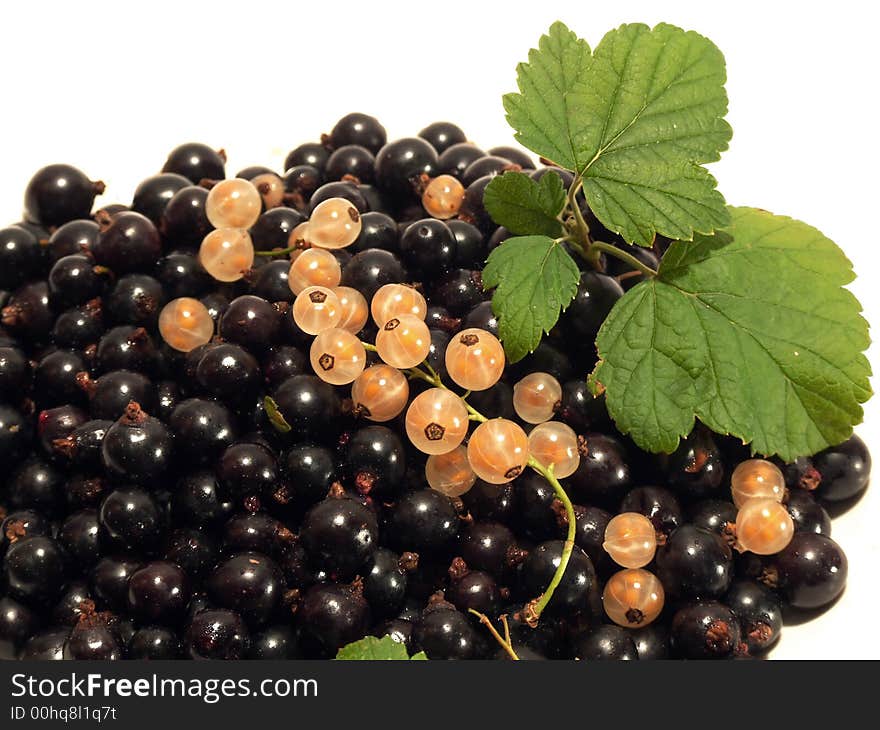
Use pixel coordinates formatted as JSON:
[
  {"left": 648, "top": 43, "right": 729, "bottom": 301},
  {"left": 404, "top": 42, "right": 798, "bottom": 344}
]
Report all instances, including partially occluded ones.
[
  {"left": 522, "top": 459, "right": 576, "bottom": 627},
  {"left": 405, "top": 364, "right": 488, "bottom": 423},
  {"left": 468, "top": 610, "right": 519, "bottom": 660},
  {"left": 590, "top": 240, "right": 658, "bottom": 278},
  {"left": 567, "top": 176, "right": 591, "bottom": 251},
  {"left": 361, "top": 341, "right": 378, "bottom": 353},
  {"left": 254, "top": 246, "right": 299, "bottom": 257}
]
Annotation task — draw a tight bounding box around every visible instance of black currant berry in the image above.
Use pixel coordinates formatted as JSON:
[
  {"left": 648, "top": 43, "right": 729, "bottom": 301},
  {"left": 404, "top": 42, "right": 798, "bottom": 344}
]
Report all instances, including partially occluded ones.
[
  {"left": 160, "top": 186, "right": 212, "bottom": 248},
  {"left": 518, "top": 541, "right": 598, "bottom": 618},
  {"left": 565, "top": 433, "right": 631, "bottom": 506},
  {"left": 375, "top": 138, "right": 438, "bottom": 201},
  {"left": 208, "top": 552, "right": 282, "bottom": 627},
  {"left": 127, "top": 561, "right": 190, "bottom": 625},
  {"left": 811, "top": 434, "right": 871, "bottom": 502},
  {"left": 400, "top": 219, "right": 457, "bottom": 275},
  {"left": 724, "top": 581, "right": 782, "bottom": 654},
  {"left": 573, "top": 625, "right": 639, "bottom": 660},
  {"left": 412, "top": 601, "right": 479, "bottom": 660},
  {"left": 388, "top": 490, "right": 459, "bottom": 557},
  {"left": 219, "top": 295, "right": 280, "bottom": 352},
  {"left": 770, "top": 533, "right": 848, "bottom": 610},
  {"left": 670, "top": 602, "right": 742, "bottom": 660},
  {"left": 92, "top": 212, "right": 161, "bottom": 275},
  {"left": 325, "top": 145, "right": 376, "bottom": 183},
  {"left": 345, "top": 425, "right": 407, "bottom": 498},
  {"left": 0, "top": 226, "right": 43, "bottom": 291},
  {"left": 560, "top": 271, "right": 624, "bottom": 342},
  {"left": 363, "top": 548, "right": 415, "bottom": 619},
  {"left": 48, "top": 254, "right": 109, "bottom": 309},
  {"left": 162, "top": 143, "right": 226, "bottom": 184},
  {"left": 297, "top": 581, "right": 370, "bottom": 659},
  {"left": 655, "top": 525, "right": 733, "bottom": 599},
  {"left": 4, "top": 536, "right": 67, "bottom": 606},
  {"left": 24, "top": 164, "right": 104, "bottom": 226},
  {"left": 419, "top": 122, "right": 467, "bottom": 155},
  {"left": 271, "top": 375, "right": 343, "bottom": 441},
  {"left": 784, "top": 489, "right": 832, "bottom": 536},
  {"left": 169, "top": 398, "right": 236, "bottom": 465},
  {"left": 217, "top": 442, "right": 278, "bottom": 501},
  {"left": 128, "top": 627, "right": 181, "bottom": 659},
  {"left": 438, "top": 143, "right": 485, "bottom": 179},
  {"left": 281, "top": 442, "right": 336, "bottom": 505},
  {"left": 185, "top": 608, "right": 250, "bottom": 660},
  {"left": 101, "top": 403, "right": 172, "bottom": 482},
  {"left": 619, "top": 486, "right": 684, "bottom": 537},
  {"left": 328, "top": 113, "right": 387, "bottom": 154},
  {"left": 131, "top": 173, "right": 191, "bottom": 225},
  {"left": 98, "top": 487, "right": 163, "bottom": 554},
  {"left": 48, "top": 219, "right": 100, "bottom": 263},
  {"left": 301, "top": 492, "right": 379, "bottom": 581}
]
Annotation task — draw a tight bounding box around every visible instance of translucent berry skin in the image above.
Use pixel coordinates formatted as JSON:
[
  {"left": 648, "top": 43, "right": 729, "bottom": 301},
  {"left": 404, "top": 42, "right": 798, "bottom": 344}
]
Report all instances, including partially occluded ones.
[
  {"left": 527, "top": 421, "right": 580, "bottom": 479},
  {"left": 405, "top": 388, "right": 469, "bottom": 455},
  {"left": 371, "top": 284, "right": 427, "bottom": 327},
  {"left": 375, "top": 314, "right": 431, "bottom": 369},
  {"left": 288, "top": 248, "right": 341, "bottom": 294},
  {"left": 293, "top": 286, "right": 342, "bottom": 335},
  {"left": 309, "top": 328, "right": 366, "bottom": 385},
  {"left": 206, "top": 178, "right": 262, "bottom": 229},
  {"left": 513, "top": 372, "right": 562, "bottom": 424},
  {"left": 158, "top": 297, "right": 214, "bottom": 352},
  {"left": 251, "top": 172, "right": 285, "bottom": 209},
  {"left": 467, "top": 418, "right": 529, "bottom": 485},
  {"left": 603, "top": 568, "right": 665, "bottom": 628},
  {"left": 422, "top": 175, "right": 466, "bottom": 220},
  {"left": 331, "top": 286, "right": 369, "bottom": 334},
  {"left": 730, "top": 459, "right": 785, "bottom": 508},
  {"left": 308, "top": 197, "right": 362, "bottom": 249},
  {"left": 603, "top": 512, "right": 657, "bottom": 569},
  {"left": 199, "top": 228, "right": 254, "bottom": 282},
  {"left": 426, "top": 446, "right": 477, "bottom": 497},
  {"left": 736, "top": 498, "right": 795, "bottom": 555},
  {"left": 351, "top": 364, "right": 409, "bottom": 422},
  {"left": 445, "top": 328, "right": 505, "bottom": 391}
]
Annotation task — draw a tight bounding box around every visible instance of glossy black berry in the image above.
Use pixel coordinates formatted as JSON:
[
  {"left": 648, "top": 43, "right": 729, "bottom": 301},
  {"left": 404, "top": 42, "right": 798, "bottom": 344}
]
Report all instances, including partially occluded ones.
[
  {"left": 671, "top": 602, "right": 742, "bottom": 659},
  {"left": 207, "top": 552, "right": 282, "bottom": 627},
  {"left": 784, "top": 489, "right": 832, "bottom": 536},
  {"left": 98, "top": 487, "right": 163, "bottom": 554},
  {"left": 461, "top": 155, "right": 513, "bottom": 187},
  {"left": 310, "top": 181, "right": 369, "bottom": 213},
  {"left": 363, "top": 548, "right": 413, "bottom": 619},
  {"left": 0, "top": 226, "right": 43, "bottom": 290},
  {"left": 446, "top": 558, "right": 500, "bottom": 617},
  {"left": 271, "top": 375, "right": 343, "bottom": 441},
  {"left": 565, "top": 433, "right": 631, "bottom": 506},
  {"left": 724, "top": 581, "right": 782, "bottom": 654},
  {"left": 24, "top": 164, "right": 103, "bottom": 226},
  {"left": 388, "top": 490, "right": 459, "bottom": 556},
  {"left": 466, "top": 382, "right": 515, "bottom": 421},
  {"left": 101, "top": 403, "right": 172, "bottom": 482},
  {"left": 412, "top": 602, "right": 479, "bottom": 660},
  {"left": 217, "top": 442, "right": 278, "bottom": 501},
  {"left": 219, "top": 295, "right": 280, "bottom": 352},
  {"left": 285, "top": 143, "right": 330, "bottom": 175},
  {"left": 160, "top": 186, "right": 211, "bottom": 247},
  {"left": 92, "top": 212, "right": 161, "bottom": 275},
  {"left": 0, "top": 346, "right": 31, "bottom": 402},
  {"left": 20, "top": 629, "right": 69, "bottom": 660},
  {"left": 0, "top": 597, "right": 39, "bottom": 659},
  {"left": 128, "top": 627, "right": 181, "bottom": 659},
  {"left": 345, "top": 426, "right": 406, "bottom": 499},
  {"left": 249, "top": 260, "right": 294, "bottom": 303},
  {"left": 58, "top": 509, "right": 100, "bottom": 568},
  {"left": 127, "top": 561, "right": 190, "bottom": 625},
  {"left": 247, "top": 625, "right": 300, "bottom": 659},
  {"left": 518, "top": 541, "right": 598, "bottom": 618},
  {"left": 329, "top": 113, "right": 387, "bottom": 154},
  {"left": 282, "top": 165, "right": 321, "bottom": 204},
  {"left": 400, "top": 219, "right": 457, "bottom": 275},
  {"left": 301, "top": 493, "right": 379, "bottom": 581},
  {"left": 628, "top": 623, "right": 670, "bottom": 660},
  {"left": 688, "top": 499, "right": 738, "bottom": 537},
  {"left": 460, "top": 480, "right": 515, "bottom": 524},
  {"left": 560, "top": 272, "right": 624, "bottom": 342},
  {"left": 172, "top": 471, "right": 233, "bottom": 528},
  {"left": 771, "top": 533, "right": 848, "bottom": 610},
  {"left": 32, "top": 350, "right": 85, "bottom": 408},
  {"left": 812, "top": 434, "right": 871, "bottom": 502},
  {"left": 7, "top": 458, "right": 64, "bottom": 517},
  {"left": 662, "top": 427, "right": 725, "bottom": 500},
  {"left": 132, "top": 173, "right": 191, "bottom": 224},
  {"left": 51, "top": 300, "right": 104, "bottom": 349},
  {"left": 48, "top": 254, "right": 108, "bottom": 309},
  {"left": 487, "top": 146, "right": 535, "bottom": 169},
  {"left": 2, "top": 280, "right": 54, "bottom": 343},
  {"left": 106, "top": 274, "right": 165, "bottom": 328},
  {"left": 430, "top": 269, "right": 485, "bottom": 316},
  {"left": 37, "top": 405, "right": 87, "bottom": 456},
  {"left": 655, "top": 525, "right": 733, "bottom": 599},
  {"left": 91, "top": 556, "right": 142, "bottom": 609},
  {"left": 1, "top": 510, "right": 52, "bottom": 554},
  {"left": 325, "top": 145, "right": 376, "bottom": 183},
  {"left": 281, "top": 443, "right": 336, "bottom": 505},
  {"left": 419, "top": 122, "right": 467, "bottom": 155},
  {"left": 350, "top": 211, "right": 399, "bottom": 253},
  {"left": 5, "top": 536, "right": 67, "bottom": 606},
  {"left": 80, "top": 369, "right": 156, "bottom": 422},
  {"left": 169, "top": 398, "right": 236, "bottom": 465},
  {"left": 162, "top": 143, "right": 226, "bottom": 184},
  {"left": 48, "top": 219, "right": 100, "bottom": 263},
  {"left": 574, "top": 625, "right": 639, "bottom": 660},
  {"left": 196, "top": 343, "right": 261, "bottom": 405},
  {"left": 341, "top": 248, "right": 407, "bottom": 301},
  {"left": 297, "top": 581, "right": 371, "bottom": 659},
  {"left": 185, "top": 608, "right": 250, "bottom": 660},
  {"left": 64, "top": 621, "right": 122, "bottom": 660},
  {"left": 438, "top": 143, "right": 485, "bottom": 179},
  {"left": 94, "top": 326, "right": 159, "bottom": 375},
  {"left": 572, "top": 505, "right": 614, "bottom": 571},
  {"left": 375, "top": 137, "right": 438, "bottom": 201}
]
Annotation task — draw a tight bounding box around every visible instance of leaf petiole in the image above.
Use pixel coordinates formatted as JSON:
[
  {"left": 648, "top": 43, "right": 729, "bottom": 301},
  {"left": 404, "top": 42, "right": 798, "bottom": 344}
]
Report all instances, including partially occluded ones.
[{"left": 590, "top": 240, "right": 658, "bottom": 278}]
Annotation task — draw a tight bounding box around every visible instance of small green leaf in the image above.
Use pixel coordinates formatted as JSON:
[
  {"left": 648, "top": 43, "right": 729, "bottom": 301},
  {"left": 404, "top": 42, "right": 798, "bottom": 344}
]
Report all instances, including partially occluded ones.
[
  {"left": 336, "top": 635, "right": 428, "bottom": 660},
  {"left": 591, "top": 207, "right": 872, "bottom": 461},
  {"left": 503, "top": 21, "right": 593, "bottom": 172},
  {"left": 575, "top": 23, "right": 732, "bottom": 246},
  {"left": 484, "top": 171, "right": 566, "bottom": 237},
  {"left": 483, "top": 235, "right": 580, "bottom": 363},
  {"left": 263, "top": 396, "right": 292, "bottom": 433}
]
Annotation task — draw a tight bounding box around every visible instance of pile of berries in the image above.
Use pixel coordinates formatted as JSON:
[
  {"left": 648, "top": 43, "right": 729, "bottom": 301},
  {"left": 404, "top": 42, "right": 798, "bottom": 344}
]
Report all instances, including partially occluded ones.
[{"left": 0, "top": 113, "right": 871, "bottom": 660}]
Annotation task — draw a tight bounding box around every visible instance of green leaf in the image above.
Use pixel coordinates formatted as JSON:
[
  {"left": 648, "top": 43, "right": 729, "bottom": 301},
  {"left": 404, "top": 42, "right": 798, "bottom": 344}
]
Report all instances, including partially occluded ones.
[
  {"left": 503, "top": 21, "right": 593, "bottom": 172},
  {"left": 576, "top": 23, "right": 732, "bottom": 246},
  {"left": 483, "top": 171, "right": 566, "bottom": 237},
  {"left": 483, "top": 235, "right": 580, "bottom": 363},
  {"left": 335, "top": 635, "right": 428, "bottom": 660},
  {"left": 263, "top": 396, "right": 291, "bottom": 433},
  {"left": 591, "top": 207, "right": 872, "bottom": 461}
]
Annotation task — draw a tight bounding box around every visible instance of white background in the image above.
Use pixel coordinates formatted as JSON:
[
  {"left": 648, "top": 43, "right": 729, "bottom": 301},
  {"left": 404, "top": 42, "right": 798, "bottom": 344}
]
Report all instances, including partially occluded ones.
[{"left": 1, "top": 0, "right": 877, "bottom": 658}]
